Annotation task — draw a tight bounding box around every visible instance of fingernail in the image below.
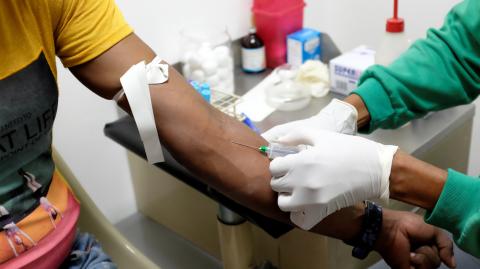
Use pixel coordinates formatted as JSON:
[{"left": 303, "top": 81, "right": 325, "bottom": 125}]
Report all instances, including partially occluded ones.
[
  {"left": 410, "top": 252, "right": 416, "bottom": 258},
  {"left": 451, "top": 257, "right": 457, "bottom": 268}
]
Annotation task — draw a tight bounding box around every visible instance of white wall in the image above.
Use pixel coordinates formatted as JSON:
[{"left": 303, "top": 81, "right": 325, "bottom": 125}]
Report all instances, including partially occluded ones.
[
  {"left": 304, "top": 0, "right": 460, "bottom": 52},
  {"left": 303, "top": 0, "right": 480, "bottom": 175},
  {"left": 53, "top": 0, "right": 479, "bottom": 224},
  {"left": 54, "top": 65, "right": 136, "bottom": 224}
]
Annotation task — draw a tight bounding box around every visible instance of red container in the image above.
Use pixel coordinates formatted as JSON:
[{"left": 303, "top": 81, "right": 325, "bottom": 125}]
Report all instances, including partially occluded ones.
[{"left": 253, "top": 0, "right": 305, "bottom": 68}]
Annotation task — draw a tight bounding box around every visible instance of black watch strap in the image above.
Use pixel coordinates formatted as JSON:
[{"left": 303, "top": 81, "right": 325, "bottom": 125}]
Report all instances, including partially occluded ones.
[{"left": 346, "top": 201, "right": 383, "bottom": 260}]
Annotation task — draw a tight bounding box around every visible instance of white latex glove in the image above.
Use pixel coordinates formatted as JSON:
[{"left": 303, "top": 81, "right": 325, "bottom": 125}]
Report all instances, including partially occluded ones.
[
  {"left": 270, "top": 130, "right": 398, "bottom": 230},
  {"left": 262, "top": 99, "right": 358, "bottom": 142}
]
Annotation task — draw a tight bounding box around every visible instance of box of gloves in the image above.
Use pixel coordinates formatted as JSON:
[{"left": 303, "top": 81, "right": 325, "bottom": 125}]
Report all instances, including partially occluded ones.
[{"left": 329, "top": 46, "right": 375, "bottom": 95}]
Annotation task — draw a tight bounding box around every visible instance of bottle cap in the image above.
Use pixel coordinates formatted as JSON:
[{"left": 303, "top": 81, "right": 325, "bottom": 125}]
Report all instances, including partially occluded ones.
[
  {"left": 201, "top": 82, "right": 210, "bottom": 90},
  {"left": 386, "top": 0, "right": 404, "bottom": 33},
  {"left": 386, "top": 18, "right": 404, "bottom": 33},
  {"left": 249, "top": 27, "right": 257, "bottom": 34}
]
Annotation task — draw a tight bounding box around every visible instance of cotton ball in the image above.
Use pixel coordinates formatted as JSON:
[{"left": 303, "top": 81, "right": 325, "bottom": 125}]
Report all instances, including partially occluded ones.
[
  {"left": 214, "top": 45, "right": 230, "bottom": 58},
  {"left": 198, "top": 44, "right": 215, "bottom": 62},
  {"left": 214, "top": 46, "right": 231, "bottom": 64},
  {"left": 217, "top": 67, "right": 231, "bottom": 80},
  {"left": 218, "top": 55, "right": 233, "bottom": 69},
  {"left": 182, "top": 64, "right": 192, "bottom": 79},
  {"left": 295, "top": 60, "right": 329, "bottom": 84},
  {"left": 201, "top": 60, "right": 218, "bottom": 76},
  {"left": 191, "top": 69, "right": 205, "bottom": 82},
  {"left": 188, "top": 54, "right": 202, "bottom": 70}
]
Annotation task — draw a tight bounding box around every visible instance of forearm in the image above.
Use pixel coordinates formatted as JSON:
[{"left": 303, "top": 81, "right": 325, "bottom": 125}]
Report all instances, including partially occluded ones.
[
  {"left": 344, "top": 95, "right": 448, "bottom": 210},
  {"left": 120, "top": 64, "right": 365, "bottom": 240},
  {"left": 389, "top": 150, "right": 447, "bottom": 210}
]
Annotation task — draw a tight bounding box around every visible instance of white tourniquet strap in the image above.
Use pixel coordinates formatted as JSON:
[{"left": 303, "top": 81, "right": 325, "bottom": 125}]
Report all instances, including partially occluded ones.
[{"left": 120, "top": 56, "right": 169, "bottom": 163}]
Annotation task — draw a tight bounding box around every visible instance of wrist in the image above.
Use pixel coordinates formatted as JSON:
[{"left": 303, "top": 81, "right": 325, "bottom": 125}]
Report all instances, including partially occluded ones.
[
  {"left": 311, "top": 204, "right": 365, "bottom": 242},
  {"left": 344, "top": 94, "right": 370, "bottom": 129},
  {"left": 389, "top": 150, "right": 448, "bottom": 210},
  {"left": 373, "top": 208, "right": 397, "bottom": 252},
  {"left": 317, "top": 98, "right": 358, "bottom": 134},
  {"left": 345, "top": 201, "right": 383, "bottom": 260}
]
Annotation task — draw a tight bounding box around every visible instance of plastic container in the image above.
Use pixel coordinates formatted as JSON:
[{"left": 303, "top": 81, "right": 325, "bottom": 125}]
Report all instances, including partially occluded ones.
[
  {"left": 180, "top": 27, "right": 235, "bottom": 94},
  {"left": 375, "top": 0, "right": 410, "bottom": 66},
  {"left": 253, "top": 0, "right": 305, "bottom": 68},
  {"left": 266, "top": 64, "right": 311, "bottom": 111}
]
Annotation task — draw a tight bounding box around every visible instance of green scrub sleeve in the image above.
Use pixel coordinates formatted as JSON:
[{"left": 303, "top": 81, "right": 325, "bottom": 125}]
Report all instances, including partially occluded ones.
[
  {"left": 353, "top": 0, "right": 480, "bottom": 134},
  {"left": 425, "top": 169, "right": 480, "bottom": 257}
]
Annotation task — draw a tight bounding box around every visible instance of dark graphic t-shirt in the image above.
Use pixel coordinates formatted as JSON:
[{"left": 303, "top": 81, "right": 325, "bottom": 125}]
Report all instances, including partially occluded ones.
[
  {"left": 0, "top": 0, "right": 132, "bottom": 264},
  {"left": 0, "top": 53, "right": 57, "bottom": 226}
]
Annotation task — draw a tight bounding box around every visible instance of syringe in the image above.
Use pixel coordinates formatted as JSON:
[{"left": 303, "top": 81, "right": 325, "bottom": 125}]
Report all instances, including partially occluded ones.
[{"left": 231, "top": 141, "right": 305, "bottom": 159}]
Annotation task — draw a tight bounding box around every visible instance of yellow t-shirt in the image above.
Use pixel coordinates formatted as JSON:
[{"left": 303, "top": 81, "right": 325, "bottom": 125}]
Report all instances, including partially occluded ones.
[{"left": 0, "top": 0, "right": 132, "bottom": 264}]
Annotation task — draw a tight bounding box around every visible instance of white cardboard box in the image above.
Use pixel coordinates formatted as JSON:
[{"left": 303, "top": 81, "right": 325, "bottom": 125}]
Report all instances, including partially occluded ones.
[{"left": 329, "top": 46, "right": 375, "bottom": 95}]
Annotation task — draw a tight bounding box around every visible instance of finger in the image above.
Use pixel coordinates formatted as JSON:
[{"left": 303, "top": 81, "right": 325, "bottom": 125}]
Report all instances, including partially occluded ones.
[
  {"left": 261, "top": 124, "right": 290, "bottom": 142},
  {"left": 270, "top": 175, "right": 293, "bottom": 193},
  {"left": 434, "top": 230, "right": 456, "bottom": 268},
  {"left": 275, "top": 130, "right": 316, "bottom": 146},
  {"left": 410, "top": 246, "right": 440, "bottom": 269},
  {"left": 277, "top": 193, "right": 303, "bottom": 212},
  {"left": 269, "top": 154, "right": 297, "bottom": 177},
  {"left": 410, "top": 252, "right": 428, "bottom": 269},
  {"left": 410, "top": 252, "right": 429, "bottom": 269},
  {"left": 406, "top": 221, "right": 455, "bottom": 268}
]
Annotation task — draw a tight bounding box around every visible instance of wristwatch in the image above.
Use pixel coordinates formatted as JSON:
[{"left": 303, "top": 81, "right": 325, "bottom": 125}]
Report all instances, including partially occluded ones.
[{"left": 346, "top": 201, "right": 383, "bottom": 260}]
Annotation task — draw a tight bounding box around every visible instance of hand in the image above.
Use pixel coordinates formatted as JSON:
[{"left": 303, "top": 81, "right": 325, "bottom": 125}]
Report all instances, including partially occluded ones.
[
  {"left": 269, "top": 130, "right": 397, "bottom": 230},
  {"left": 262, "top": 99, "right": 358, "bottom": 142},
  {"left": 376, "top": 210, "right": 456, "bottom": 269},
  {"left": 411, "top": 246, "right": 442, "bottom": 269}
]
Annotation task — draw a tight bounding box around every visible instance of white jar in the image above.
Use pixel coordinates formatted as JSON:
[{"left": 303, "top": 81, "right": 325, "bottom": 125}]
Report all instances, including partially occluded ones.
[
  {"left": 376, "top": 31, "right": 410, "bottom": 66},
  {"left": 266, "top": 64, "right": 311, "bottom": 111},
  {"left": 375, "top": 2, "right": 410, "bottom": 66},
  {"left": 180, "top": 27, "right": 235, "bottom": 94}
]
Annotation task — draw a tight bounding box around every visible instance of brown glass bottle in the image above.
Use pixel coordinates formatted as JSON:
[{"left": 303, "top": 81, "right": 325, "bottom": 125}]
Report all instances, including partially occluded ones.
[{"left": 241, "top": 28, "right": 266, "bottom": 73}]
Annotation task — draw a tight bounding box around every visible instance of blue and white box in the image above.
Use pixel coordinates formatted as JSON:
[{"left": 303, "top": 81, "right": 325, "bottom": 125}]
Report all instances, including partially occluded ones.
[
  {"left": 329, "top": 46, "right": 376, "bottom": 95},
  {"left": 287, "top": 28, "right": 321, "bottom": 67}
]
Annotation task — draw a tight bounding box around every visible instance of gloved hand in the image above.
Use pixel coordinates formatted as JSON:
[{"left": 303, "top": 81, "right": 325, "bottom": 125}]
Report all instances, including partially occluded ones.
[
  {"left": 262, "top": 99, "right": 358, "bottom": 142},
  {"left": 269, "top": 130, "right": 398, "bottom": 230}
]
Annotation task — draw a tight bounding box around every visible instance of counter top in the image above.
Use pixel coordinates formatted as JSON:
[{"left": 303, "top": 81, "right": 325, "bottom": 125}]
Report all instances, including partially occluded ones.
[{"left": 104, "top": 65, "right": 475, "bottom": 238}]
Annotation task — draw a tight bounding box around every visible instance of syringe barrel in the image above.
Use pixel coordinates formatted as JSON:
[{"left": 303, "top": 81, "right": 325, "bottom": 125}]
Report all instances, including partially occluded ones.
[{"left": 267, "top": 143, "right": 305, "bottom": 159}]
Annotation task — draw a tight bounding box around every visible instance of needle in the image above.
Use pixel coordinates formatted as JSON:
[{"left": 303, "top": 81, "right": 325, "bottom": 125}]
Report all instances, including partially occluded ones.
[{"left": 230, "top": 141, "right": 259, "bottom": 151}]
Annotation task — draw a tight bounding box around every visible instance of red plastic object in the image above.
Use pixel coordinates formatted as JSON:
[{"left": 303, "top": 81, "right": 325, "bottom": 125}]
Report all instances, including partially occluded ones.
[
  {"left": 253, "top": 0, "right": 305, "bottom": 68},
  {"left": 386, "top": 0, "right": 404, "bottom": 33}
]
